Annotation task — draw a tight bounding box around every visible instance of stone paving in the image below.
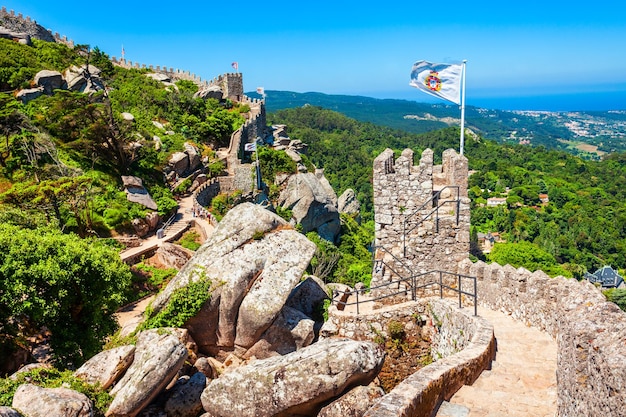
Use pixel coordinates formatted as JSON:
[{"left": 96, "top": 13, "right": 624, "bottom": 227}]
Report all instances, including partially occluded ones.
[
  {"left": 119, "top": 193, "right": 213, "bottom": 262},
  {"left": 436, "top": 306, "right": 557, "bottom": 417}
]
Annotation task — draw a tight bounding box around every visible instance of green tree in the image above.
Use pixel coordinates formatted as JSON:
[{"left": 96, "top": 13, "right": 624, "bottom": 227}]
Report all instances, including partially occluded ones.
[
  {"left": 488, "top": 241, "right": 571, "bottom": 277},
  {"left": 0, "top": 224, "right": 132, "bottom": 367}
]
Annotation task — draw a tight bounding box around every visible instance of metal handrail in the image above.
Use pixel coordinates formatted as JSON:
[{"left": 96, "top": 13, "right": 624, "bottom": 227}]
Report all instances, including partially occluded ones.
[
  {"left": 333, "top": 249, "right": 477, "bottom": 316},
  {"left": 160, "top": 211, "right": 178, "bottom": 233},
  {"left": 402, "top": 186, "right": 460, "bottom": 256}
]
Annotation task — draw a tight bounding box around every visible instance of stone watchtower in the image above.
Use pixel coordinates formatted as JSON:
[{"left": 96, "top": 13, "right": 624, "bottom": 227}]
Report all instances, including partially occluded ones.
[
  {"left": 213, "top": 73, "right": 244, "bottom": 102},
  {"left": 370, "top": 148, "right": 471, "bottom": 299}
]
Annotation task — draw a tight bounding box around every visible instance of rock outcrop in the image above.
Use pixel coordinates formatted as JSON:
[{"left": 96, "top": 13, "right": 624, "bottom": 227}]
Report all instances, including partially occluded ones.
[
  {"left": 122, "top": 175, "right": 158, "bottom": 211},
  {"left": 0, "top": 406, "right": 21, "bottom": 416},
  {"left": 337, "top": 188, "right": 361, "bottom": 216},
  {"left": 15, "top": 87, "right": 43, "bottom": 103},
  {"left": 34, "top": 70, "right": 64, "bottom": 94},
  {"left": 163, "top": 372, "right": 207, "bottom": 417},
  {"left": 318, "top": 384, "right": 385, "bottom": 417},
  {"left": 193, "top": 85, "right": 223, "bottom": 101},
  {"left": 64, "top": 64, "right": 104, "bottom": 94},
  {"left": 106, "top": 330, "right": 188, "bottom": 417},
  {"left": 278, "top": 171, "right": 341, "bottom": 242},
  {"left": 74, "top": 345, "right": 135, "bottom": 390},
  {"left": 153, "top": 243, "right": 194, "bottom": 270},
  {"left": 150, "top": 203, "right": 318, "bottom": 357},
  {"left": 166, "top": 142, "right": 202, "bottom": 177},
  {"left": 12, "top": 384, "right": 92, "bottom": 417},
  {"left": 200, "top": 338, "right": 385, "bottom": 417}
]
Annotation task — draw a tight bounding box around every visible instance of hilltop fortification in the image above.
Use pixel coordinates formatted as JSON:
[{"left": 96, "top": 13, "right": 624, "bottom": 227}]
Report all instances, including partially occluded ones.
[{"left": 370, "top": 148, "right": 471, "bottom": 298}]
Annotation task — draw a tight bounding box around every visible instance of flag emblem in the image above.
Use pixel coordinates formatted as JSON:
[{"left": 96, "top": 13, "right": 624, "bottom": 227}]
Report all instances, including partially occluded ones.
[
  {"left": 425, "top": 71, "right": 442, "bottom": 92},
  {"left": 410, "top": 60, "right": 463, "bottom": 104}
]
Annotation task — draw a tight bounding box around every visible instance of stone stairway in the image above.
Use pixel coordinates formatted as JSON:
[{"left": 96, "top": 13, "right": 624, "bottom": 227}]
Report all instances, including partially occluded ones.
[
  {"left": 435, "top": 307, "right": 557, "bottom": 417},
  {"left": 161, "top": 215, "right": 190, "bottom": 240}
]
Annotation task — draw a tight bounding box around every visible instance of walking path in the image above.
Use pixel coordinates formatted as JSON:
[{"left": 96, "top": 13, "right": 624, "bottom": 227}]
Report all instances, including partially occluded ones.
[
  {"left": 119, "top": 192, "right": 214, "bottom": 262},
  {"left": 436, "top": 306, "right": 557, "bottom": 417}
]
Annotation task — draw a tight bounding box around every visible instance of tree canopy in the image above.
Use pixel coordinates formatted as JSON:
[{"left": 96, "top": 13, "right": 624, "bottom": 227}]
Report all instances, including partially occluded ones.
[{"left": 0, "top": 224, "right": 132, "bottom": 367}]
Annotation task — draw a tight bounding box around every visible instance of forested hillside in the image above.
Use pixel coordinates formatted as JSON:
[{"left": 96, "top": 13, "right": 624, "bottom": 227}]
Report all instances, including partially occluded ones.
[
  {"left": 255, "top": 90, "right": 626, "bottom": 157},
  {"left": 269, "top": 106, "right": 626, "bottom": 278},
  {"left": 0, "top": 37, "right": 247, "bottom": 367}
]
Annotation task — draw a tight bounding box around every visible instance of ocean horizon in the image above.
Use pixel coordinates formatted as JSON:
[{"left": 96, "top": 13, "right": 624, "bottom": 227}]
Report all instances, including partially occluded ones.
[
  {"left": 366, "top": 89, "right": 626, "bottom": 113},
  {"left": 467, "top": 90, "right": 626, "bottom": 112}
]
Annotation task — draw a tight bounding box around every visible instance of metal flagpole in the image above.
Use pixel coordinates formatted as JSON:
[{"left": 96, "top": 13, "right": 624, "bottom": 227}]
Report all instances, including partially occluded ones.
[
  {"left": 255, "top": 138, "right": 262, "bottom": 190},
  {"left": 459, "top": 60, "right": 467, "bottom": 156}
]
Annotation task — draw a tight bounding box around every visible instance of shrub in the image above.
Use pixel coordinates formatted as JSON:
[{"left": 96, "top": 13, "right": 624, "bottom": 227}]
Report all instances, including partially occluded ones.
[
  {"left": 141, "top": 274, "right": 215, "bottom": 329},
  {"left": 604, "top": 288, "right": 626, "bottom": 312},
  {"left": 387, "top": 320, "right": 405, "bottom": 341},
  {"left": 132, "top": 262, "right": 177, "bottom": 289},
  {"left": 176, "top": 230, "right": 201, "bottom": 251},
  {"left": 0, "top": 367, "right": 112, "bottom": 415}
]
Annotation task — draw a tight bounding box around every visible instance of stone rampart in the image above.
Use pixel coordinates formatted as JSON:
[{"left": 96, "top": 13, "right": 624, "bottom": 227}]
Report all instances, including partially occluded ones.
[
  {"left": 110, "top": 57, "right": 210, "bottom": 88},
  {"left": 458, "top": 259, "right": 626, "bottom": 417},
  {"left": 0, "top": 7, "right": 56, "bottom": 43},
  {"left": 325, "top": 298, "right": 495, "bottom": 417}
]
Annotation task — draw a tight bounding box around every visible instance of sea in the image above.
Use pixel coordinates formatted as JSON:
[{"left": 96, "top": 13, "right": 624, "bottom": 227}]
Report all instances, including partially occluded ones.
[
  {"left": 468, "top": 90, "right": 626, "bottom": 113},
  {"left": 381, "top": 89, "right": 626, "bottom": 113}
]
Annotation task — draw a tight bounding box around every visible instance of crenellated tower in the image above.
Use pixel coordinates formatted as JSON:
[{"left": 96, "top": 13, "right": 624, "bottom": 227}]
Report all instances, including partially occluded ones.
[{"left": 370, "top": 148, "right": 471, "bottom": 299}]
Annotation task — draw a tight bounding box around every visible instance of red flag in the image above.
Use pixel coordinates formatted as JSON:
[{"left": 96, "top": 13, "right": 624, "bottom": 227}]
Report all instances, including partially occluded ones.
[{"left": 231, "top": 62, "right": 238, "bottom": 71}]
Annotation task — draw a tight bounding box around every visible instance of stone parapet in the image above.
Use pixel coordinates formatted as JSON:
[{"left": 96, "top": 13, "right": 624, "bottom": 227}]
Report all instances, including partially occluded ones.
[
  {"left": 324, "top": 298, "right": 495, "bottom": 417},
  {"left": 457, "top": 259, "right": 626, "bottom": 417}
]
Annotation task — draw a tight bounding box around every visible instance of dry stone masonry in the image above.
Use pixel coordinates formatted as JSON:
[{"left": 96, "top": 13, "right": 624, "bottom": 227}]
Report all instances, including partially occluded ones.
[
  {"left": 458, "top": 259, "right": 626, "bottom": 417},
  {"left": 371, "top": 148, "right": 471, "bottom": 299}
]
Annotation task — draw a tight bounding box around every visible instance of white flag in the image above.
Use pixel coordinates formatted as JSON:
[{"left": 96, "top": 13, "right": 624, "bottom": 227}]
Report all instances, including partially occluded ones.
[
  {"left": 244, "top": 142, "right": 256, "bottom": 152},
  {"left": 256, "top": 87, "right": 265, "bottom": 95},
  {"left": 410, "top": 60, "right": 463, "bottom": 105}
]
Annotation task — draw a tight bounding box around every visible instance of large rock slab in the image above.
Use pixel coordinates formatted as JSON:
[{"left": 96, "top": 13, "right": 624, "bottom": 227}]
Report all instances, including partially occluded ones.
[
  {"left": 74, "top": 345, "right": 135, "bottom": 390},
  {"left": 12, "top": 384, "right": 92, "bottom": 417},
  {"left": 0, "top": 406, "right": 21, "bottom": 416},
  {"left": 243, "top": 305, "right": 316, "bottom": 359},
  {"left": 34, "top": 70, "right": 64, "bottom": 94},
  {"left": 164, "top": 372, "right": 207, "bottom": 417},
  {"left": 200, "top": 338, "right": 385, "bottom": 417},
  {"left": 278, "top": 172, "right": 340, "bottom": 242},
  {"left": 233, "top": 230, "right": 317, "bottom": 349},
  {"left": 106, "top": 330, "right": 188, "bottom": 417},
  {"left": 317, "top": 384, "right": 385, "bottom": 417},
  {"left": 150, "top": 203, "right": 316, "bottom": 356}
]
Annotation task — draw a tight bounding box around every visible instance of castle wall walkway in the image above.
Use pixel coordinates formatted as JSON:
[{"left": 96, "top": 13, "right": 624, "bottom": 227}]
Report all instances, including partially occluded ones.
[{"left": 436, "top": 306, "right": 557, "bottom": 417}]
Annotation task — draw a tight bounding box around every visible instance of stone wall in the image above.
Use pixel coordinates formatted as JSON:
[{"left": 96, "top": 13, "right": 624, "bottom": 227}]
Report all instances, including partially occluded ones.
[
  {"left": 371, "top": 148, "right": 471, "bottom": 299},
  {"left": 110, "top": 57, "right": 210, "bottom": 88},
  {"left": 207, "top": 73, "right": 244, "bottom": 102},
  {"left": 325, "top": 298, "right": 495, "bottom": 417},
  {"left": 0, "top": 7, "right": 56, "bottom": 43},
  {"left": 458, "top": 259, "right": 626, "bottom": 417}
]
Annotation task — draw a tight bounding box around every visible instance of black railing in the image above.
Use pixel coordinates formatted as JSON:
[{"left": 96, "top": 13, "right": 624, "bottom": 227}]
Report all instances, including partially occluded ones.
[
  {"left": 402, "top": 186, "right": 461, "bottom": 256},
  {"left": 333, "top": 246, "right": 477, "bottom": 316}
]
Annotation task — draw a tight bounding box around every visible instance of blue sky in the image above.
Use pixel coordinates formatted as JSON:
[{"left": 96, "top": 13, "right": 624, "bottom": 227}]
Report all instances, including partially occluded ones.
[{"left": 4, "top": 0, "right": 626, "bottom": 110}]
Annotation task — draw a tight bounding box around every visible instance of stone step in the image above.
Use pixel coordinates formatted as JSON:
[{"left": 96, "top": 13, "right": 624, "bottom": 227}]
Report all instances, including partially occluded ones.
[{"left": 436, "top": 401, "right": 469, "bottom": 417}]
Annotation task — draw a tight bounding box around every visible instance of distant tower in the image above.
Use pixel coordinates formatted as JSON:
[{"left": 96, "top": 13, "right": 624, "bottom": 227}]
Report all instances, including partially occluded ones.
[{"left": 217, "top": 73, "right": 243, "bottom": 102}]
